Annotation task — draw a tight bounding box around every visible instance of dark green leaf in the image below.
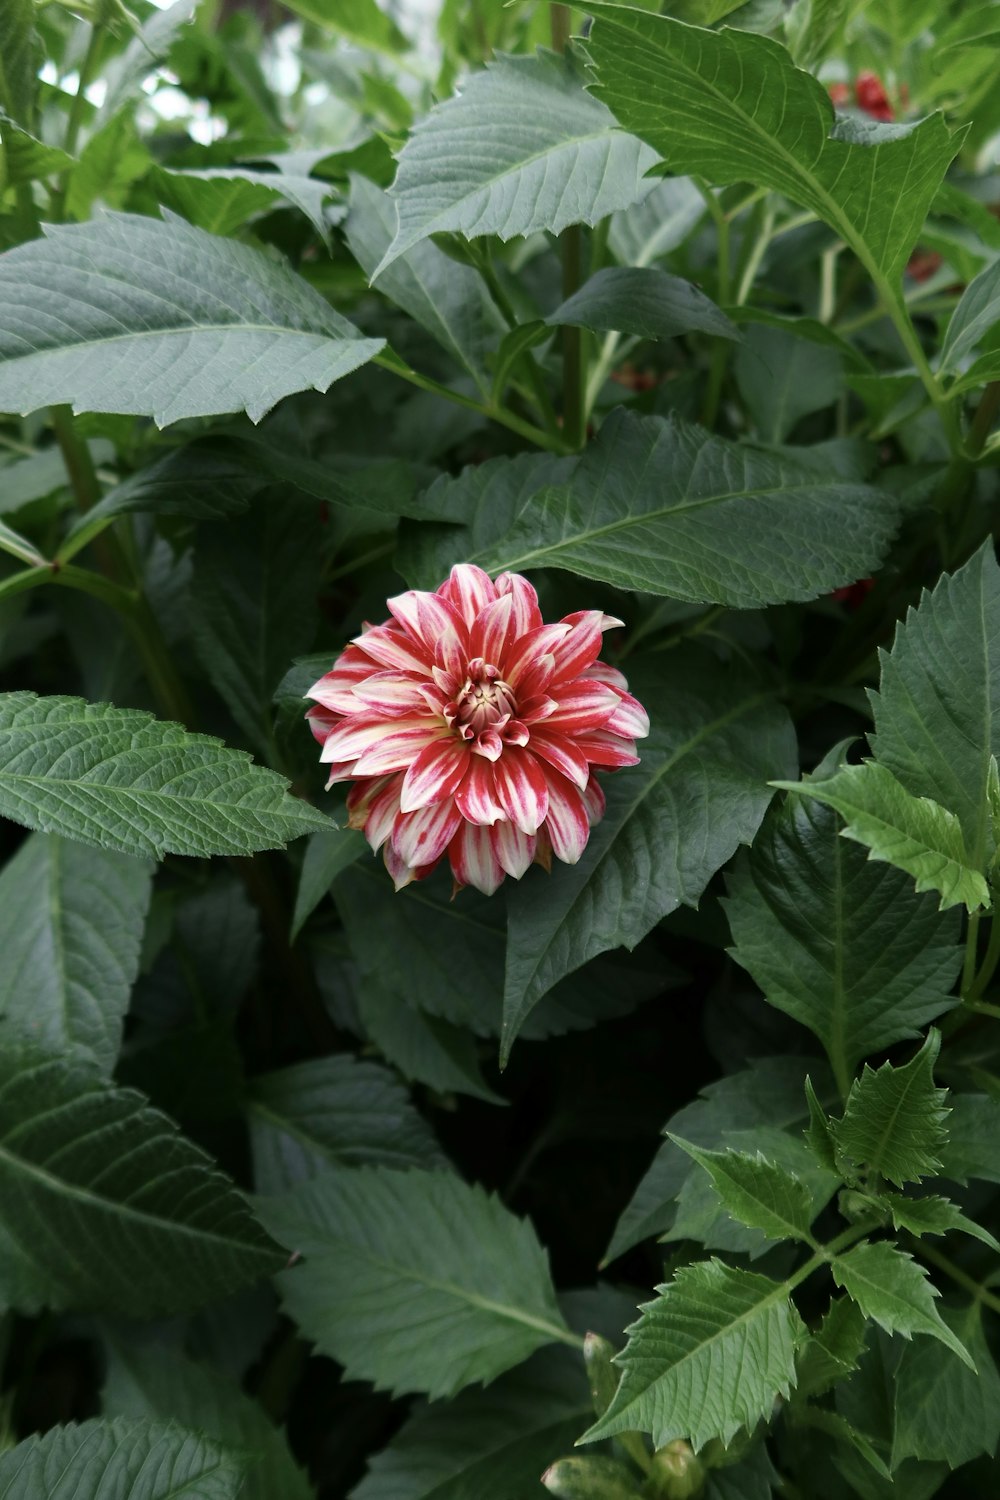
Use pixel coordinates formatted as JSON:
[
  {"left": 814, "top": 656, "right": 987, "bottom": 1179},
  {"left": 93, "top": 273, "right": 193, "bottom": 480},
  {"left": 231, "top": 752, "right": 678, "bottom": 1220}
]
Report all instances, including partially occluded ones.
[
  {"left": 890, "top": 1302, "right": 1000, "bottom": 1468},
  {"left": 733, "top": 325, "right": 843, "bottom": 442},
  {"left": 796, "top": 1295, "right": 868, "bottom": 1398},
  {"left": 259, "top": 1165, "right": 572, "bottom": 1399},
  {"left": 670, "top": 1137, "right": 817, "bottom": 1244},
  {"left": 882, "top": 1191, "right": 1000, "bottom": 1250},
  {"left": 938, "top": 1093, "right": 1000, "bottom": 1184},
  {"left": 834, "top": 1032, "right": 949, "bottom": 1186},
  {"left": 0, "top": 0, "right": 36, "bottom": 126},
  {"left": 0, "top": 214, "right": 383, "bottom": 425},
  {"left": 0, "top": 832, "right": 152, "bottom": 1074},
  {"left": 356, "top": 976, "right": 506, "bottom": 1105},
  {"left": 0, "top": 692, "right": 330, "bottom": 858},
  {"left": 547, "top": 267, "right": 739, "bottom": 343},
  {"left": 0, "top": 1042, "right": 282, "bottom": 1315},
  {"left": 0, "top": 1418, "right": 242, "bottom": 1500},
  {"left": 831, "top": 1242, "right": 973, "bottom": 1366},
  {"left": 290, "top": 828, "right": 365, "bottom": 942}
]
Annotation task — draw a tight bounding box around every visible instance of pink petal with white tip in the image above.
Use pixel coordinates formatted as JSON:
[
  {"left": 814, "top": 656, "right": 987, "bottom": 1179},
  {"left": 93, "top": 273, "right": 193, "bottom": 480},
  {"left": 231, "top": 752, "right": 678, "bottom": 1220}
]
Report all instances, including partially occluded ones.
[
  {"left": 388, "top": 590, "right": 468, "bottom": 654},
  {"left": 493, "top": 747, "right": 550, "bottom": 835},
  {"left": 548, "top": 612, "right": 606, "bottom": 682},
  {"left": 495, "top": 572, "right": 543, "bottom": 634},
  {"left": 582, "top": 776, "right": 606, "bottom": 824},
  {"left": 527, "top": 730, "right": 590, "bottom": 791},
  {"left": 383, "top": 841, "right": 423, "bottom": 891},
  {"left": 351, "top": 671, "right": 430, "bottom": 717},
  {"left": 605, "top": 693, "right": 651, "bottom": 739},
  {"left": 573, "top": 729, "right": 641, "bottom": 768},
  {"left": 351, "top": 724, "right": 452, "bottom": 777},
  {"left": 400, "top": 738, "right": 471, "bottom": 813},
  {"left": 542, "top": 680, "right": 620, "bottom": 733},
  {"left": 361, "top": 777, "right": 405, "bottom": 851},
  {"left": 319, "top": 714, "right": 419, "bottom": 764},
  {"left": 543, "top": 774, "right": 592, "bottom": 864},
  {"left": 449, "top": 821, "right": 505, "bottom": 895},
  {"left": 504, "top": 623, "right": 571, "bottom": 691},
  {"left": 307, "top": 646, "right": 376, "bottom": 713},
  {"left": 584, "top": 660, "right": 631, "bottom": 692},
  {"left": 455, "top": 757, "right": 505, "bottom": 824},
  {"left": 439, "top": 563, "right": 497, "bottom": 627},
  {"left": 305, "top": 704, "right": 339, "bottom": 746},
  {"left": 353, "top": 623, "right": 433, "bottom": 675},
  {"left": 391, "top": 796, "right": 464, "bottom": 868},
  {"left": 469, "top": 593, "right": 515, "bottom": 665},
  {"left": 493, "top": 820, "right": 537, "bottom": 879},
  {"left": 472, "top": 728, "right": 504, "bottom": 762}
]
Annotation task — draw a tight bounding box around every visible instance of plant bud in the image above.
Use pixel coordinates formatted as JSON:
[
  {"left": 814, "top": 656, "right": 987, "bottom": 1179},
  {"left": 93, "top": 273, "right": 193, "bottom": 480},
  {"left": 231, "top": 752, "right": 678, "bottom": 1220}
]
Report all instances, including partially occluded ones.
[
  {"left": 542, "top": 1455, "right": 645, "bottom": 1498},
  {"left": 584, "top": 1330, "right": 620, "bottom": 1416},
  {"left": 646, "top": 1440, "right": 704, "bottom": 1500}
]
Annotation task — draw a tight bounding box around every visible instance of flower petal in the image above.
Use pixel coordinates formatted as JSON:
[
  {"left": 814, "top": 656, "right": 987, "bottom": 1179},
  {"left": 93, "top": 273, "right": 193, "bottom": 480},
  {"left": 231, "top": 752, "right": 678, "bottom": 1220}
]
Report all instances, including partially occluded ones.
[
  {"left": 399, "top": 738, "right": 470, "bottom": 813},
  {"left": 351, "top": 671, "right": 428, "bottom": 717},
  {"left": 543, "top": 774, "right": 592, "bottom": 864},
  {"left": 388, "top": 589, "right": 468, "bottom": 655},
  {"left": 361, "top": 776, "right": 405, "bottom": 851},
  {"left": 495, "top": 571, "right": 543, "bottom": 634},
  {"left": 493, "top": 746, "right": 550, "bottom": 835},
  {"left": 527, "top": 729, "right": 590, "bottom": 791},
  {"left": 469, "top": 593, "right": 515, "bottom": 666},
  {"left": 472, "top": 727, "right": 504, "bottom": 762},
  {"left": 351, "top": 724, "right": 452, "bottom": 776},
  {"left": 493, "top": 820, "right": 537, "bottom": 880},
  {"left": 391, "top": 796, "right": 464, "bottom": 868},
  {"left": 449, "top": 821, "right": 505, "bottom": 895},
  {"left": 504, "top": 623, "right": 571, "bottom": 691},
  {"left": 439, "top": 563, "right": 497, "bottom": 627},
  {"left": 319, "top": 713, "right": 419, "bottom": 764},
  {"left": 455, "top": 756, "right": 505, "bottom": 824},
  {"left": 605, "top": 692, "right": 651, "bottom": 739},
  {"left": 354, "top": 622, "right": 433, "bottom": 675},
  {"left": 542, "top": 681, "right": 620, "bottom": 734},
  {"left": 383, "top": 841, "right": 439, "bottom": 891},
  {"left": 548, "top": 611, "right": 606, "bottom": 681},
  {"left": 573, "top": 729, "right": 641, "bottom": 768},
  {"left": 307, "top": 645, "right": 377, "bottom": 713},
  {"left": 305, "top": 704, "right": 339, "bottom": 745},
  {"left": 583, "top": 775, "right": 606, "bottom": 825}
]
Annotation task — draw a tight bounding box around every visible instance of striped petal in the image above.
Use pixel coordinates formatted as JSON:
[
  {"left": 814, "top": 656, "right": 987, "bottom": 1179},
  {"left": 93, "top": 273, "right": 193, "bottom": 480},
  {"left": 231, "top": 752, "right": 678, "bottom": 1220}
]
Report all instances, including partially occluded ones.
[
  {"left": 504, "top": 623, "right": 570, "bottom": 691},
  {"left": 435, "top": 623, "right": 467, "bottom": 683},
  {"left": 527, "top": 730, "right": 590, "bottom": 791},
  {"left": 305, "top": 703, "right": 339, "bottom": 745},
  {"left": 605, "top": 692, "right": 651, "bottom": 739},
  {"left": 399, "top": 737, "right": 470, "bottom": 813},
  {"left": 543, "top": 774, "right": 592, "bottom": 864},
  {"left": 455, "top": 756, "right": 505, "bottom": 824},
  {"left": 361, "top": 777, "right": 405, "bottom": 852},
  {"left": 583, "top": 775, "right": 606, "bottom": 824},
  {"left": 388, "top": 589, "right": 468, "bottom": 654},
  {"left": 391, "top": 796, "right": 464, "bottom": 869},
  {"left": 346, "top": 773, "right": 396, "bottom": 829},
  {"left": 449, "top": 821, "right": 506, "bottom": 895},
  {"left": 351, "top": 724, "right": 451, "bottom": 776},
  {"left": 584, "top": 660, "right": 631, "bottom": 692},
  {"left": 542, "top": 681, "right": 620, "bottom": 733},
  {"left": 307, "top": 645, "right": 376, "bottom": 713},
  {"left": 472, "top": 728, "right": 505, "bottom": 762},
  {"left": 493, "top": 747, "right": 550, "bottom": 835},
  {"left": 573, "top": 729, "right": 641, "bottom": 768},
  {"left": 439, "top": 563, "right": 497, "bottom": 627},
  {"left": 354, "top": 622, "right": 433, "bottom": 675},
  {"left": 383, "top": 841, "right": 439, "bottom": 892},
  {"left": 469, "top": 593, "right": 515, "bottom": 665},
  {"left": 319, "top": 713, "right": 419, "bottom": 764},
  {"left": 548, "top": 611, "right": 606, "bottom": 682},
  {"left": 495, "top": 571, "right": 542, "bottom": 634},
  {"left": 493, "top": 820, "right": 537, "bottom": 880},
  {"left": 351, "top": 671, "right": 429, "bottom": 717}
]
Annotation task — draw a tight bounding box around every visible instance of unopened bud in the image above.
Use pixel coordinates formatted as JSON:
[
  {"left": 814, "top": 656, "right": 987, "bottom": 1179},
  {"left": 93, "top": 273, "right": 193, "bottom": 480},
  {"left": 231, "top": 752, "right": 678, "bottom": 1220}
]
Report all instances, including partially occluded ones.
[
  {"left": 584, "top": 1331, "right": 619, "bottom": 1417},
  {"left": 542, "top": 1455, "right": 644, "bottom": 1499},
  {"left": 646, "top": 1440, "right": 704, "bottom": 1500}
]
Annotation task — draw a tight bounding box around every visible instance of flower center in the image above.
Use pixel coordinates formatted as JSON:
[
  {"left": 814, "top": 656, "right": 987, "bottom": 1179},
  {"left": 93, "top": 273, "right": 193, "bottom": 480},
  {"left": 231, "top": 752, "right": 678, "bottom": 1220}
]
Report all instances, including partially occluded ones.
[{"left": 445, "top": 659, "right": 517, "bottom": 741}]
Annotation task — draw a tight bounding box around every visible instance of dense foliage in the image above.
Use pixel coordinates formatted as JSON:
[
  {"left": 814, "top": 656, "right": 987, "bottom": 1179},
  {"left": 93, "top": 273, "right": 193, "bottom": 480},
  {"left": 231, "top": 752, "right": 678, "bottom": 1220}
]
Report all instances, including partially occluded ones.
[{"left": 3, "top": 0, "right": 1000, "bottom": 1495}]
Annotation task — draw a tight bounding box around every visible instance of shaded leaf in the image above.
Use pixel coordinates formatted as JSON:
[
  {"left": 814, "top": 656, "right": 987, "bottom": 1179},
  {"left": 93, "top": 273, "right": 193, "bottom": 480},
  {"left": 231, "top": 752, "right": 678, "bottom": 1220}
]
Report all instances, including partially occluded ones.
[
  {"left": 259, "top": 1165, "right": 571, "bottom": 1399},
  {"left": 890, "top": 1303, "right": 1000, "bottom": 1469},
  {"left": 0, "top": 214, "right": 383, "bottom": 426},
  {"left": 290, "top": 828, "right": 365, "bottom": 942},
  {"left": 547, "top": 267, "right": 739, "bottom": 343},
  {"left": 356, "top": 976, "right": 506, "bottom": 1105},
  {"left": 733, "top": 324, "right": 843, "bottom": 443},
  {"left": 0, "top": 692, "right": 329, "bottom": 858},
  {"left": 0, "top": 1418, "right": 242, "bottom": 1500},
  {"left": 0, "top": 112, "right": 72, "bottom": 186},
  {"left": 796, "top": 1296, "right": 868, "bottom": 1398},
  {"left": 834, "top": 1032, "right": 949, "bottom": 1187}
]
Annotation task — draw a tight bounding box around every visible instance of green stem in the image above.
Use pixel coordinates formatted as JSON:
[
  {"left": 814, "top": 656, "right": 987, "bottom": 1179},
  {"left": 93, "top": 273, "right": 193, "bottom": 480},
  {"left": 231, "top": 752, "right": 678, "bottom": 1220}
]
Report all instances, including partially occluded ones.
[
  {"left": 699, "top": 187, "right": 731, "bottom": 428},
  {"left": 558, "top": 224, "right": 586, "bottom": 448},
  {"left": 62, "top": 22, "right": 104, "bottom": 158},
  {"left": 966, "top": 913, "right": 1000, "bottom": 1006},
  {"left": 373, "top": 352, "right": 570, "bottom": 454},
  {"left": 965, "top": 380, "right": 1000, "bottom": 459},
  {"left": 734, "top": 202, "right": 775, "bottom": 307},
  {"left": 912, "top": 1238, "right": 1000, "bottom": 1316},
  {"left": 477, "top": 252, "right": 560, "bottom": 433},
  {"left": 51, "top": 406, "right": 100, "bottom": 510},
  {"left": 962, "top": 910, "right": 982, "bottom": 996}
]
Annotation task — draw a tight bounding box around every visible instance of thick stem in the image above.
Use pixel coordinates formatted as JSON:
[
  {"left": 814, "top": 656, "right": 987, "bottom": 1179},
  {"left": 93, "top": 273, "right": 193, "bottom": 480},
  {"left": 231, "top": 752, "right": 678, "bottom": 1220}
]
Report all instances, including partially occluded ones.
[
  {"left": 62, "top": 22, "right": 104, "bottom": 158},
  {"left": 51, "top": 406, "right": 100, "bottom": 510},
  {"left": 558, "top": 224, "right": 586, "bottom": 448}
]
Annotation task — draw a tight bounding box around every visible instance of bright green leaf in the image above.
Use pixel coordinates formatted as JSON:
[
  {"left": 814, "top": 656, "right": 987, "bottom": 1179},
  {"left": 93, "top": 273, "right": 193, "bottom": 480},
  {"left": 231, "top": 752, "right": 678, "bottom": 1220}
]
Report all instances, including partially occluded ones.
[
  {"left": 281, "top": 0, "right": 407, "bottom": 55},
  {"left": 0, "top": 692, "right": 330, "bottom": 858},
  {"left": 153, "top": 165, "right": 342, "bottom": 242},
  {"left": 670, "top": 1137, "right": 817, "bottom": 1244},
  {"left": 831, "top": 1242, "right": 975, "bottom": 1368},
  {"left": 0, "top": 113, "right": 72, "bottom": 186},
  {"left": 834, "top": 1031, "right": 949, "bottom": 1187},
  {"left": 0, "top": 1418, "right": 242, "bottom": 1500},
  {"left": 0, "top": 0, "right": 36, "bottom": 127},
  {"left": 882, "top": 1191, "right": 1000, "bottom": 1250},
  {"left": 0, "top": 214, "right": 383, "bottom": 426},
  {"left": 259, "top": 1165, "right": 572, "bottom": 1399}
]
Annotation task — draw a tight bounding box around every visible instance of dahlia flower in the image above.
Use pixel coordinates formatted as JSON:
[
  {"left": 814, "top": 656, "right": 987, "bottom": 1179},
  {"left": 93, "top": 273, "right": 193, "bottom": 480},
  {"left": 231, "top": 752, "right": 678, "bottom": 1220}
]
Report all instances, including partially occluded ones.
[{"left": 305, "top": 564, "right": 649, "bottom": 895}]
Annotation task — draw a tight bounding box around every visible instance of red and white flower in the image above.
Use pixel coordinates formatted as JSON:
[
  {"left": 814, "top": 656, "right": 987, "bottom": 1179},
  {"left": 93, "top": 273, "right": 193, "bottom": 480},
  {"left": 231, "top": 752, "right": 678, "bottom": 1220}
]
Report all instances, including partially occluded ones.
[{"left": 305, "top": 564, "right": 649, "bottom": 895}]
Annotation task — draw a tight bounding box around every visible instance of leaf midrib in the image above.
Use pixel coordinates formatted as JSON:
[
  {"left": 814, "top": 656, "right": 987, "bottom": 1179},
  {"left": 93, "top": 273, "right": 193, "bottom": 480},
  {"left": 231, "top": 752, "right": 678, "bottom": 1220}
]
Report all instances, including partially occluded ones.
[{"left": 0, "top": 319, "right": 373, "bottom": 363}]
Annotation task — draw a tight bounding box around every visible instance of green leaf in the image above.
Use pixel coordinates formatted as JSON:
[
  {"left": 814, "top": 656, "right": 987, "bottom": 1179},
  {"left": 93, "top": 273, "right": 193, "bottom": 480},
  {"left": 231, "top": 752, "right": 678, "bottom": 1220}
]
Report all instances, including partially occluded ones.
[
  {"left": 375, "top": 51, "right": 658, "bottom": 273},
  {"left": 938, "top": 1093, "right": 1000, "bottom": 1183},
  {"left": 406, "top": 409, "right": 900, "bottom": 606},
  {"left": 281, "top": 0, "right": 407, "bottom": 55},
  {"left": 64, "top": 109, "right": 148, "bottom": 222},
  {"left": 831, "top": 1242, "right": 975, "bottom": 1368},
  {"left": 503, "top": 649, "right": 796, "bottom": 1057},
  {"left": 290, "top": 828, "right": 365, "bottom": 942},
  {"left": 784, "top": 0, "right": 851, "bottom": 69},
  {"left": 795, "top": 1295, "right": 868, "bottom": 1398},
  {"left": 346, "top": 173, "right": 503, "bottom": 397},
  {"left": 0, "top": 113, "right": 73, "bottom": 187},
  {"left": 584, "top": 1259, "right": 804, "bottom": 1449},
  {"left": 940, "top": 257, "right": 1000, "bottom": 377},
  {"left": 804, "top": 1076, "right": 840, "bottom": 1173},
  {"left": 0, "top": 692, "right": 330, "bottom": 859},
  {"left": 0, "top": 0, "right": 36, "bottom": 127},
  {"left": 546, "top": 267, "right": 739, "bottom": 343},
  {"left": 102, "top": 1340, "right": 310, "bottom": 1500},
  {"left": 0, "top": 214, "right": 383, "bottom": 426},
  {"left": 607, "top": 175, "right": 704, "bottom": 267},
  {"left": 585, "top": 5, "right": 961, "bottom": 304},
  {"left": 834, "top": 1032, "right": 949, "bottom": 1187},
  {"left": 870, "top": 542, "right": 1000, "bottom": 868},
  {"left": 775, "top": 761, "right": 990, "bottom": 913},
  {"left": 0, "top": 833, "right": 152, "bottom": 1074},
  {"left": 190, "top": 499, "right": 321, "bottom": 754},
  {"left": 153, "top": 165, "right": 341, "bottom": 241},
  {"left": 247, "top": 1054, "right": 447, "bottom": 1194},
  {"left": 97, "top": 0, "right": 198, "bottom": 124},
  {"left": 0, "top": 1418, "right": 242, "bottom": 1500},
  {"left": 259, "top": 1165, "right": 572, "bottom": 1399},
  {"left": 890, "top": 1303, "right": 1000, "bottom": 1469},
  {"left": 733, "top": 325, "right": 843, "bottom": 443},
  {"left": 670, "top": 1138, "right": 817, "bottom": 1244},
  {"left": 881, "top": 1191, "right": 1000, "bottom": 1250},
  {"left": 725, "top": 775, "right": 962, "bottom": 1084},
  {"left": 0, "top": 1042, "right": 281, "bottom": 1315},
  {"left": 356, "top": 975, "right": 506, "bottom": 1105}
]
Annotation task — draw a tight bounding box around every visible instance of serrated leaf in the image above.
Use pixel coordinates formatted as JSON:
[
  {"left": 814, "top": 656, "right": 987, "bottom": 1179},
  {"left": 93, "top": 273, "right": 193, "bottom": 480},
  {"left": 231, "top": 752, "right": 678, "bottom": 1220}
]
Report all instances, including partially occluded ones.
[
  {"left": 789, "top": 1405, "right": 891, "bottom": 1481},
  {"left": 102, "top": 1339, "right": 310, "bottom": 1500},
  {"left": 725, "top": 780, "right": 962, "bottom": 1085},
  {"left": 347, "top": 173, "right": 503, "bottom": 396},
  {"left": 0, "top": 1042, "right": 281, "bottom": 1315},
  {"left": 376, "top": 51, "right": 658, "bottom": 273},
  {"left": 0, "top": 692, "right": 330, "bottom": 858},
  {"left": 776, "top": 761, "right": 990, "bottom": 913},
  {"left": 671, "top": 1137, "right": 817, "bottom": 1244},
  {"left": 0, "top": 832, "right": 152, "bottom": 1074},
  {"left": 503, "top": 649, "right": 796, "bottom": 1056},
  {"left": 547, "top": 267, "right": 739, "bottom": 343},
  {"left": 585, "top": 1259, "right": 804, "bottom": 1449},
  {"left": 153, "top": 165, "right": 341, "bottom": 241},
  {"left": 834, "top": 1032, "right": 948, "bottom": 1186},
  {"left": 890, "top": 1302, "right": 1000, "bottom": 1469},
  {"left": 870, "top": 542, "right": 1000, "bottom": 870},
  {"left": 0, "top": 1417, "right": 242, "bottom": 1500},
  {"left": 796, "top": 1295, "right": 868, "bottom": 1398},
  {"left": 0, "top": 112, "right": 73, "bottom": 186},
  {"left": 247, "top": 1053, "right": 447, "bottom": 1194},
  {"left": 259, "top": 1165, "right": 571, "bottom": 1399},
  {"left": 882, "top": 1191, "right": 1000, "bottom": 1250},
  {"left": 586, "top": 5, "right": 961, "bottom": 306},
  {"left": 804, "top": 1076, "right": 840, "bottom": 1172},
  {"left": 0, "top": 213, "right": 383, "bottom": 426},
  {"left": 831, "top": 1242, "right": 974, "bottom": 1367},
  {"left": 64, "top": 108, "right": 149, "bottom": 222},
  {"left": 405, "top": 409, "right": 900, "bottom": 606},
  {"left": 290, "top": 828, "right": 365, "bottom": 941}
]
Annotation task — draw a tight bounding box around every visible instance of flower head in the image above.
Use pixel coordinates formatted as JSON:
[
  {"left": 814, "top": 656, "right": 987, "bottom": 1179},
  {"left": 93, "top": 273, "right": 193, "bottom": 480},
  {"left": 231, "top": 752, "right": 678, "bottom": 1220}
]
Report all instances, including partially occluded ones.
[{"left": 306, "top": 564, "right": 649, "bottom": 895}]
